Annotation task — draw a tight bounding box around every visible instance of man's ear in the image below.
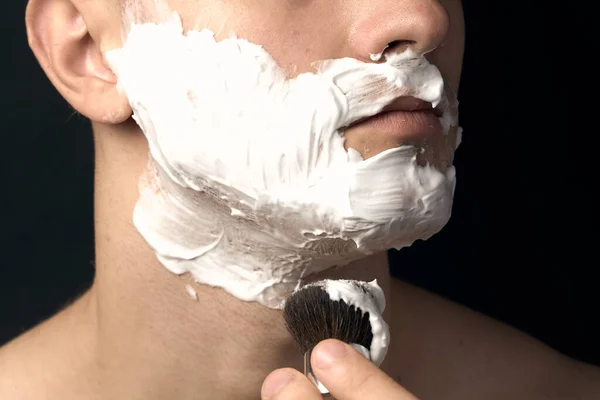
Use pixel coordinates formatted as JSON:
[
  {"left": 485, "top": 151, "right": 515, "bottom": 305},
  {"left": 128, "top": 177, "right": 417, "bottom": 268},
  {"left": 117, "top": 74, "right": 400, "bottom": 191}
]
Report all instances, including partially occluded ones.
[{"left": 26, "top": 0, "right": 132, "bottom": 124}]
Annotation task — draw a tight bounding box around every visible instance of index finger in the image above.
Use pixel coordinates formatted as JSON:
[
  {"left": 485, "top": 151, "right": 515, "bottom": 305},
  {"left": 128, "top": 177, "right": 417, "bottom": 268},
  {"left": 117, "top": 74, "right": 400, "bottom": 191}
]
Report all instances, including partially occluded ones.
[{"left": 311, "top": 339, "right": 418, "bottom": 400}]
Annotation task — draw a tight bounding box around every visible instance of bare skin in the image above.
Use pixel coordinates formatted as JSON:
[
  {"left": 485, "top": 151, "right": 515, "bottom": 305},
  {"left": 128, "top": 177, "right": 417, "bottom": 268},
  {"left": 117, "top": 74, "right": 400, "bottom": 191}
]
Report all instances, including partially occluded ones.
[{"left": 1, "top": 0, "right": 599, "bottom": 399}]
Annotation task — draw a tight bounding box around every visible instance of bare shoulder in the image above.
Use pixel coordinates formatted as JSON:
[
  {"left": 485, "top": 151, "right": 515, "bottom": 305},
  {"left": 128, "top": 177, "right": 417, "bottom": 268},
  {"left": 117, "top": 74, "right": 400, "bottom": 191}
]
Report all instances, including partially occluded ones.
[
  {"left": 0, "top": 294, "right": 97, "bottom": 400},
  {"left": 382, "top": 277, "right": 600, "bottom": 400},
  {"left": 0, "top": 341, "right": 22, "bottom": 399},
  {"left": 0, "top": 326, "right": 56, "bottom": 399}
]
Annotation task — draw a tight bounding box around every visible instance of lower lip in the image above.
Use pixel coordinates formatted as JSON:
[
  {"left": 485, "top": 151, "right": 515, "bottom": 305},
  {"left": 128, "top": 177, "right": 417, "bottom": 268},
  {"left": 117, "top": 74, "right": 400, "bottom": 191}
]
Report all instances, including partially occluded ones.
[{"left": 354, "top": 110, "right": 442, "bottom": 142}]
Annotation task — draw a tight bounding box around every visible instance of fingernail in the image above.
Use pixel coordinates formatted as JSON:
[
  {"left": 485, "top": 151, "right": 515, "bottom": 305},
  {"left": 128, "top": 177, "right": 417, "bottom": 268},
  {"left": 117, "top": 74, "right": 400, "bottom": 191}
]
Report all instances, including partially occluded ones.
[
  {"left": 262, "top": 370, "right": 294, "bottom": 398},
  {"left": 314, "top": 340, "right": 348, "bottom": 369}
]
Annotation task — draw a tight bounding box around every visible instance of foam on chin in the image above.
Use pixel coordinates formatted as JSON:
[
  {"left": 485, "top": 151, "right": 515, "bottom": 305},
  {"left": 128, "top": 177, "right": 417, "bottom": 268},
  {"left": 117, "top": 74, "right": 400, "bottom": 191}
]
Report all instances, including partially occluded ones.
[{"left": 105, "top": 7, "right": 460, "bottom": 309}]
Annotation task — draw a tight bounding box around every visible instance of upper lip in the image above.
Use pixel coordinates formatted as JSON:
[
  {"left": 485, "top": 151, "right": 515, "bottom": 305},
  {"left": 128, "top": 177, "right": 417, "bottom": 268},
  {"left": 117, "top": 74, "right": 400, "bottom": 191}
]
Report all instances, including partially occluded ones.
[
  {"left": 345, "top": 96, "right": 443, "bottom": 130},
  {"left": 380, "top": 96, "right": 443, "bottom": 117}
]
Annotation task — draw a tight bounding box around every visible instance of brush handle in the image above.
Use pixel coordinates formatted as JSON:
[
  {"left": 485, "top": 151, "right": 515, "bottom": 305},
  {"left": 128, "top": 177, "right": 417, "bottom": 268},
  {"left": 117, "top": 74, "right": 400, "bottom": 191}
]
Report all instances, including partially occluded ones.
[{"left": 304, "top": 349, "right": 330, "bottom": 394}]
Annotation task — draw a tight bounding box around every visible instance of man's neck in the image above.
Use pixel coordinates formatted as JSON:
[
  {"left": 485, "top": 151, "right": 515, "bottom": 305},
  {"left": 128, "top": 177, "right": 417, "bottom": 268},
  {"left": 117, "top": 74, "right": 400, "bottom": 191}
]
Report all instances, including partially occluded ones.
[
  {"left": 0, "top": 122, "right": 391, "bottom": 399},
  {"left": 91, "top": 258, "right": 303, "bottom": 400},
  {"left": 0, "top": 243, "right": 389, "bottom": 400},
  {"left": 93, "top": 256, "right": 390, "bottom": 400}
]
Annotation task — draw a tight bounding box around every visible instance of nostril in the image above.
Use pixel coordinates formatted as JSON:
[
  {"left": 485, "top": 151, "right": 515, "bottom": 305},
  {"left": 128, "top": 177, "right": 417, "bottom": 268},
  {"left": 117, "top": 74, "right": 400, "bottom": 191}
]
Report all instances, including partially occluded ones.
[
  {"left": 370, "top": 40, "right": 416, "bottom": 62},
  {"left": 386, "top": 40, "right": 416, "bottom": 53}
]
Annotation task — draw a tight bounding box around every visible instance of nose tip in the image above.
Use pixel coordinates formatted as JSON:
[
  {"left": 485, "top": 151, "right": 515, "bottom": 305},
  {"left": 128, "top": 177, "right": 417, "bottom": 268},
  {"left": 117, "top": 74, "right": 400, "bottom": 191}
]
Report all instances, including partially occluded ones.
[{"left": 348, "top": 1, "right": 450, "bottom": 61}]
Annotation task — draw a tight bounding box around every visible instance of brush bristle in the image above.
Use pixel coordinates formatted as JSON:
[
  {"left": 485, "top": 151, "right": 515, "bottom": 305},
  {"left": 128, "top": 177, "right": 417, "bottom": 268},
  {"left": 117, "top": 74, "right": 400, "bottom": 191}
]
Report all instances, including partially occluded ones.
[{"left": 283, "top": 285, "right": 373, "bottom": 354}]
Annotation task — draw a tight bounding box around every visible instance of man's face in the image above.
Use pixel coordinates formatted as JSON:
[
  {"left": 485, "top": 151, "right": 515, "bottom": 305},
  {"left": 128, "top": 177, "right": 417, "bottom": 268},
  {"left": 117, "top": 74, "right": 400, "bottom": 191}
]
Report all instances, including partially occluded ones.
[
  {"left": 73, "top": 0, "right": 465, "bottom": 307},
  {"left": 107, "top": 0, "right": 463, "bottom": 170}
]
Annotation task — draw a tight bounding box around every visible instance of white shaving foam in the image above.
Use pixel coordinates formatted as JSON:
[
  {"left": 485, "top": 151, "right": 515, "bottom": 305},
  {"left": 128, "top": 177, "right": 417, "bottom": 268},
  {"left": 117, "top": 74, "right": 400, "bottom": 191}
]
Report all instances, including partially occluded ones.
[
  {"left": 185, "top": 284, "right": 198, "bottom": 301},
  {"left": 105, "top": 4, "right": 460, "bottom": 309}
]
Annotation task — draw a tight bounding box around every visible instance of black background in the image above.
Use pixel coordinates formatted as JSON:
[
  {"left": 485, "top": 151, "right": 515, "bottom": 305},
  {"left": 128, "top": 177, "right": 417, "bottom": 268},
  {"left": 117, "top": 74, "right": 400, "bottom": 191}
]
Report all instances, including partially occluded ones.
[{"left": 2, "top": 2, "right": 598, "bottom": 366}]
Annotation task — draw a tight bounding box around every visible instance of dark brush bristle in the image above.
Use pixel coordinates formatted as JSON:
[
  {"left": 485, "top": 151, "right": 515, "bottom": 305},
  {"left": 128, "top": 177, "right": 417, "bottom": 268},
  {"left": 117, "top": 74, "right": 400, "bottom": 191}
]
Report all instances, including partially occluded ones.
[{"left": 283, "top": 286, "right": 373, "bottom": 354}]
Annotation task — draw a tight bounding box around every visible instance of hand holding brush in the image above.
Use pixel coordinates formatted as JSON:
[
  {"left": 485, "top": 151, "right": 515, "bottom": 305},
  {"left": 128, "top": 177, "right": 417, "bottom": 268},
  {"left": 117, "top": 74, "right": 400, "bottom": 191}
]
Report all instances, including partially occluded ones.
[
  {"left": 261, "top": 279, "right": 418, "bottom": 399},
  {"left": 261, "top": 338, "right": 419, "bottom": 400}
]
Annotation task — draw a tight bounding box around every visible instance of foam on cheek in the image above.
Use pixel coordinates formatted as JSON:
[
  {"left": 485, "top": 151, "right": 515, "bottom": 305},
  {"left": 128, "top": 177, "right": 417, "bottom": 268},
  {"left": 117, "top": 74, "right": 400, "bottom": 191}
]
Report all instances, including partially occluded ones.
[{"left": 105, "top": 6, "right": 460, "bottom": 309}]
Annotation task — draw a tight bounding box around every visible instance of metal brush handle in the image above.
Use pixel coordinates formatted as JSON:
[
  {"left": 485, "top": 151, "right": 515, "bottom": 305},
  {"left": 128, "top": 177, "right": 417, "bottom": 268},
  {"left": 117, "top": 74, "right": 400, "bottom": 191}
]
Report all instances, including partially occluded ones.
[
  {"left": 304, "top": 348, "right": 330, "bottom": 395},
  {"left": 304, "top": 343, "right": 370, "bottom": 399}
]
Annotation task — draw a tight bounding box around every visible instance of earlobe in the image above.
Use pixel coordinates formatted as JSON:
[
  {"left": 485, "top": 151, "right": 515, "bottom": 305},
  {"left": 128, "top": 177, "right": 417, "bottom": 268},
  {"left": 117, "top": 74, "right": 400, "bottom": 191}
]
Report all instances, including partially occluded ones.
[{"left": 25, "top": 0, "right": 131, "bottom": 124}]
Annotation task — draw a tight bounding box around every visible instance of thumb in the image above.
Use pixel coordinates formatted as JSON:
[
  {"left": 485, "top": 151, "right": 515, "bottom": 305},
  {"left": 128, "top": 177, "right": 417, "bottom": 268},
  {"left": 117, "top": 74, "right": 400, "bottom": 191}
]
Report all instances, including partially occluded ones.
[{"left": 311, "top": 339, "right": 418, "bottom": 400}]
